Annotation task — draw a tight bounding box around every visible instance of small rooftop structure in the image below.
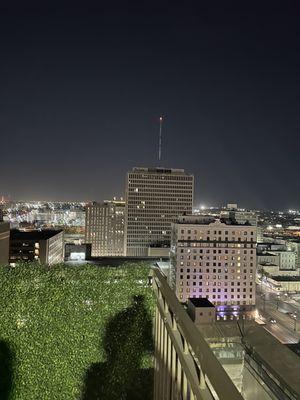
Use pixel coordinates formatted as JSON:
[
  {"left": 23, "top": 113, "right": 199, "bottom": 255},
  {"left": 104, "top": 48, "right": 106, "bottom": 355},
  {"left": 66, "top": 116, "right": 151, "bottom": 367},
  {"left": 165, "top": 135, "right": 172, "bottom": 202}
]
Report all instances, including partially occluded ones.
[
  {"left": 189, "top": 297, "right": 215, "bottom": 308},
  {"left": 10, "top": 229, "right": 63, "bottom": 241},
  {"left": 132, "top": 167, "right": 188, "bottom": 174},
  {"left": 187, "top": 297, "right": 216, "bottom": 324},
  {"left": 177, "top": 215, "right": 253, "bottom": 226}
]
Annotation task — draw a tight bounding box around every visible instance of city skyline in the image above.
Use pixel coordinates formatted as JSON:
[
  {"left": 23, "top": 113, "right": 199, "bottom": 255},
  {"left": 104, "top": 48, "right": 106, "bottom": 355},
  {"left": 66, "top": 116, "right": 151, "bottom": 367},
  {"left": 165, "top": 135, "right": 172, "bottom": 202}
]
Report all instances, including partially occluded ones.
[
  {"left": 1, "top": 3, "right": 300, "bottom": 400},
  {"left": 1, "top": 2, "right": 300, "bottom": 209}
]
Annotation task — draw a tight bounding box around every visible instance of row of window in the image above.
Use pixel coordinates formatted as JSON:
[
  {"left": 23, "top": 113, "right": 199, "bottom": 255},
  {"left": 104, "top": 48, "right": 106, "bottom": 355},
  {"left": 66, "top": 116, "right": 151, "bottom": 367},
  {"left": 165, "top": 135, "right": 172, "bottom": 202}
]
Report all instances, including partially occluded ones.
[
  {"left": 180, "top": 236, "right": 255, "bottom": 242},
  {"left": 179, "top": 279, "right": 254, "bottom": 285},
  {"left": 180, "top": 255, "right": 253, "bottom": 260},
  {"left": 180, "top": 248, "right": 254, "bottom": 254},
  {"left": 180, "top": 262, "right": 254, "bottom": 268},
  {"left": 178, "top": 295, "right": 253, "bottom": 306},
  {"left": 178, "top": 243, "right": 255, "bottom": 248},
  {"left": 181, "top": 286, "right": 253, "bottom": 293},
  {"left": 179, "top": 268, "right": 254, "bottom": 274},
  {"left": 180, "top": 289, "right": 253, "bottom": 297},
  {"left": 181, "top": 229, "right": 254, "bottom": 235}
]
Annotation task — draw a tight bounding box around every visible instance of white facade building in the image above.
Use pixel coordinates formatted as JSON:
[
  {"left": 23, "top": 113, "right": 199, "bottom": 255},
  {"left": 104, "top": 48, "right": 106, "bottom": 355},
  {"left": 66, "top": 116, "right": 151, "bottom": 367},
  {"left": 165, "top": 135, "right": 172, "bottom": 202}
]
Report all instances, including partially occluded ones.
[
  {"left": 278, "top": 250, "right": 296, "bottom": 270},
  {"left": 257, "top": 250, "right": 297, "bottom": 276},
  {"left": 85, "top": 199, "right": 125, "bottom": 257},
  {"left": 124, "top": 167, "right": 194, "bottom": 257},
  {"left": 220, "top": 204, "right": 258, "bottom": 226},
  {"left": 257, "top": 239, "right": 297, "bottom": 277},
  {"left": 171, "top": 215, "right": 257, "bottom": 317}
]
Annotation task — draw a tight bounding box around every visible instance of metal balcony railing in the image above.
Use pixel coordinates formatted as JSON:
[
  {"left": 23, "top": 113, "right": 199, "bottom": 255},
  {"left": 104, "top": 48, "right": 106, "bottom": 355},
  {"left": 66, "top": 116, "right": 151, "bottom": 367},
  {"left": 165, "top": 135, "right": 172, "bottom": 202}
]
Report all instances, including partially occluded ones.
[{"left": 152, "top": 267, "right": 244, "bottom": 400}]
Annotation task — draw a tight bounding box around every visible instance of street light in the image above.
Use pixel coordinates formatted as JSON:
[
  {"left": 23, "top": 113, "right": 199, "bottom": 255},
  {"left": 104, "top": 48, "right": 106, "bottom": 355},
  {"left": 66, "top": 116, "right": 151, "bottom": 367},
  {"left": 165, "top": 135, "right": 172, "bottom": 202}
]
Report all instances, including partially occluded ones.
[
  {"left": 276, "top": 294, "right": 280, "bottom": 310},
  {"left": 292, "top": 312, "right": 297, "bottom": 332}
]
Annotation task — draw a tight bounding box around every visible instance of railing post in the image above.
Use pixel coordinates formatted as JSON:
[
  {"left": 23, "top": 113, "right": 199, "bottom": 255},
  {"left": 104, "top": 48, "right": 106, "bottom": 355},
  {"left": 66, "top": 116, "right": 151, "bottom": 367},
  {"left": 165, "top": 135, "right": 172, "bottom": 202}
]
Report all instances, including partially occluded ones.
[
  {"left": 183, "top": 338, "right": 189, "bottom": 354},
  {"left": 182, "top": 372, "right": 188, "bottom": 400},
  {"left": 172, "top": 315, "right": 177, "bottom": 331},
  {"left": 171, "top": 343, "right": 176, "bottom": 398},
  {"left": 177, "top": 359, "right": 182, "bottom": 398},
  {"left": 166, "top": 334, "right": 172, "bottom": 398},
  {"left": 200, "top": 370, "right": 206, "bottom": 390}
]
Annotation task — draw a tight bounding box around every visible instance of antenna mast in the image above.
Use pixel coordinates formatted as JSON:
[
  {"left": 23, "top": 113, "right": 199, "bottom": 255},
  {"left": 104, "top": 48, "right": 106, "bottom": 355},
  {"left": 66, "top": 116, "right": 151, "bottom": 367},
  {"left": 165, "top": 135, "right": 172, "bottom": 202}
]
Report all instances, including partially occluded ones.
[{"left": 158, "top": 115, "right": 163, "bottom": 163}]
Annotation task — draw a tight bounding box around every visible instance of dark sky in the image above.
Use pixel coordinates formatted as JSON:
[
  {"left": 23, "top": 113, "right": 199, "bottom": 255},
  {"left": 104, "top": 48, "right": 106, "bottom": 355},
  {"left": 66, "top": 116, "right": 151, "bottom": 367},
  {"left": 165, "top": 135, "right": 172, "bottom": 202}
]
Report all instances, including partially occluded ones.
[{"left": 1, "top": 1, "right": 300, "bottom": 210}]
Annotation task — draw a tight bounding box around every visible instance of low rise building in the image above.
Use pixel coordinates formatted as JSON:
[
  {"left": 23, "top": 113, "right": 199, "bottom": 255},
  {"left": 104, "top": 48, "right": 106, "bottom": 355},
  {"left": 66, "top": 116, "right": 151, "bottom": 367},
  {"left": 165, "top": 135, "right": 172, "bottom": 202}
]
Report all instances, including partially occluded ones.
[
  {"left": 268, "top": 276, "right": 300, "bottom": 293},
  {"left": 257, "top": 243, "right": 297, "bottom": 277},
  {"left": 0, "top": 222, "right": 10, "bottom": 265},
  {"left": 64, "top": 243, "right": 91, "bottom": 261},
  {"left": 288, "top": 240, "right": 300, "bottom": 269},
  {"left": 10, "top": 229, "right": 64, "bottom": 265},
  {"left": 187, "top": 297, "right": 216, "bottom": 324},
  {"left": 220, "top": 204, "right": 257, "bottom": 226}
]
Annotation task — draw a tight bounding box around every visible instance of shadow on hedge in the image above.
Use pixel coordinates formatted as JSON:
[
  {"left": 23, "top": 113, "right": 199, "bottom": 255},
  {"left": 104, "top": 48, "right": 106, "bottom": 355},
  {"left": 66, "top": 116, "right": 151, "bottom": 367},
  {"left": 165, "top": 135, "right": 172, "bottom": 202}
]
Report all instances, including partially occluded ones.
[
  {"left": 81, "top": 295, "right": 153, "bottom": 400},
  {"left": 0, "top": 340, "right": 14, "bottom": 400}
]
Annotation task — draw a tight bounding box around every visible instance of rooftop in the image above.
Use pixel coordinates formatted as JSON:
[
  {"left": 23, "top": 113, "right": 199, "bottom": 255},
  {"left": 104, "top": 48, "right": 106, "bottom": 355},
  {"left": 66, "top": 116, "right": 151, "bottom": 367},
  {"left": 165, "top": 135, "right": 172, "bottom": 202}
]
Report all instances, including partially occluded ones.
[
  {"left": 272, "top": 276, "right": 300, "bottom": 282},
  {"left": 177, "top": 215, "right": 253, "bottom": 226},
  {"left": 10, "top": 229, "right": 63, "bottom": 241},
  {"left": 257, "top": 251, "right": 278, "bottom": 257},
  {"left": 243, "top": 324, "right": 300, "bottom": 398},
  {"left": 188, "top": 297, "right": 215, "bottom": 308},
  {"left": 90, "top": 200, "right": 125, "bottom": 207},
  {"left": 257, "top": 262, "right": 278, "bottom": 267},
  {"left": 199, "top": 321, "right": 300, "bottom": 399},
  {"left": 131, "top": 167, "right": 191, "bottom": 175}
]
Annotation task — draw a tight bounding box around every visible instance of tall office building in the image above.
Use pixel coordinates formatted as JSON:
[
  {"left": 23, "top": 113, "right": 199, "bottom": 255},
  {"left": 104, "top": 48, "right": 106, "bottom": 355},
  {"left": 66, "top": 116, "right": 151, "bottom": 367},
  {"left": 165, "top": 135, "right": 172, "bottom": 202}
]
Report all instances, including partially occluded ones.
[
  {"left": 171, "top": 215, "right": 257, "bottom": 318},
  {"left": 85, "top": 199, "right": 125, "bottom": 257},
  {"left": 0, "top": 222, "right": 10, "bottom": 264},
  {"left": 124, "top": 167, "right": 194, "bottom": 257}
]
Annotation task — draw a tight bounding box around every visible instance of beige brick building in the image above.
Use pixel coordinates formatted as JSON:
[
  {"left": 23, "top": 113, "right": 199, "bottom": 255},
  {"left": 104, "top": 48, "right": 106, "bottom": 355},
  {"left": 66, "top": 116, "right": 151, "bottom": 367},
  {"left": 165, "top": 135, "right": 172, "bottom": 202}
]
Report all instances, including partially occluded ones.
[{"left": 171, "top": 215, "right": 257, "bottom": 317}]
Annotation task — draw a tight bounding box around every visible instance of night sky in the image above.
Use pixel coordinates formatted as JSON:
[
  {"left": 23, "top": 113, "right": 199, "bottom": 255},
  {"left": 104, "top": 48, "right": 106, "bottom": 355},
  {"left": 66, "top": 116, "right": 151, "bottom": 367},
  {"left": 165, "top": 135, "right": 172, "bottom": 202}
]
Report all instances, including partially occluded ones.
[{"left": 1, "top": 1, "right": 300, "bottom": 210}]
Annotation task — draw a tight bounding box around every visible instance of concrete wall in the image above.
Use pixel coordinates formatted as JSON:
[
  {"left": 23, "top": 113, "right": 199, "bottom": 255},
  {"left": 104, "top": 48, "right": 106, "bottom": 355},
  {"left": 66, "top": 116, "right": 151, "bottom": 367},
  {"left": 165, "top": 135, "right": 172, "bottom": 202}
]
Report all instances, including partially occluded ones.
[
  {"left": 148, "top": 247, "right": 170, "bottom": 257},
  {"left": 0, "top": 222, "right": 9, "bottom": 264}
]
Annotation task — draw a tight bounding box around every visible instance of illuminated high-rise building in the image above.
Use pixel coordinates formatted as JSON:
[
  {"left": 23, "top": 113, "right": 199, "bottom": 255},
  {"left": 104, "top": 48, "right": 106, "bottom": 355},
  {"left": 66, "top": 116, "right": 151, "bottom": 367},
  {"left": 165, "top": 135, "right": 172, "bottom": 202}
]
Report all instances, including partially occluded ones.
[
  {"left": 124, "top": 167, "right": 194, "bottom": 257},
  {"left": 85, "top": 199, "right": 125, "bottom": 257},
  {"left": 171, "top": 215, "right": 257, "bottom": 318}
]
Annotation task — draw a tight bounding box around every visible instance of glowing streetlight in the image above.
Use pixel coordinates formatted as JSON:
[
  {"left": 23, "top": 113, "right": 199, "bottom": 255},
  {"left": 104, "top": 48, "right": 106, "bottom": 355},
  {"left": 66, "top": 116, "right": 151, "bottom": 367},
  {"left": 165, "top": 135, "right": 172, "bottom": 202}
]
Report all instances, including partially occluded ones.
[
  {"left": 276, "top": 294, "right": 280, "bottom": 310},
  {"left": 292, "top": 312, "right": 297, "bottom": 332}
]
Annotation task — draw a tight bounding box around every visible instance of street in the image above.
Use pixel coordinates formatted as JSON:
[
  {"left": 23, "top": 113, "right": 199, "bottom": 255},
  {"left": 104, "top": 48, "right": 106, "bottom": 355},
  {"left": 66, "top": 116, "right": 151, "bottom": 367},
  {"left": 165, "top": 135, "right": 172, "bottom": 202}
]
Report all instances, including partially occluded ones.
[{"left": 256, "top": 283, "right": 300, "bottom": 344}]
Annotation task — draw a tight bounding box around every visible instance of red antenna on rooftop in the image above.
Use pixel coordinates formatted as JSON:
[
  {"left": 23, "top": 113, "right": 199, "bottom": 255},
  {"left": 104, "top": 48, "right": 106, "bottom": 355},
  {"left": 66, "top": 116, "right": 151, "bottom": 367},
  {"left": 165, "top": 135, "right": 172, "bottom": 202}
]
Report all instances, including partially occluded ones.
[{"left": 158, "top": 115, "right": 164, "bottom": 163}]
